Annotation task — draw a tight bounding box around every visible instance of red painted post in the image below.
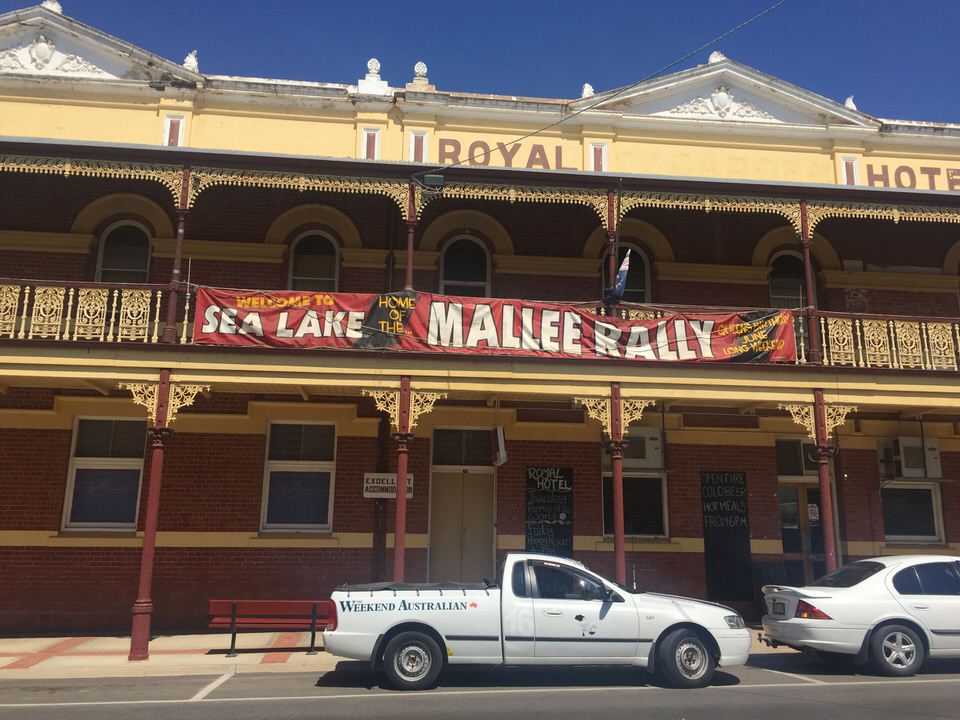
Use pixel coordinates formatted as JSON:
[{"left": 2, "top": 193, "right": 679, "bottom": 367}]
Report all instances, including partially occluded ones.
[
  {"left": 812, "top": 388, "right": 838, "bottom": 572},
  {"left": 609, "top": 383, "right": 626, "bottom": 585},
  {"left": 129, "top": 369, "right": 172, "bottom": 660},
  {"left": 404, "top": 181, "right": 416, "bottom": 290},
  {"left": 799, "top": 200, "right": 822, "bottom": 363},
  {"left": 393, "top": 376, "right": 412, "bottom": 580},
  {"left": 162, "top": 167, "right": 190, "bottom": 343}
]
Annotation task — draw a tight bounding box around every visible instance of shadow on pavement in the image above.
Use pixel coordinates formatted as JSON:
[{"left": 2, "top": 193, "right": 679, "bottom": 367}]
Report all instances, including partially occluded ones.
[
  {"left": 315, "top": 662, "right": 741, "bottom": 690},
  {"left": 748, "top": 651, "right": 960, "bottom": 678}
]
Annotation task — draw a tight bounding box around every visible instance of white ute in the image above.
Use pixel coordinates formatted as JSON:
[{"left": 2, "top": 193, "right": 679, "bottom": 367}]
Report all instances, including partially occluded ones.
[{"left": 323, "top": 552, "right": 751, "bottom": 690}]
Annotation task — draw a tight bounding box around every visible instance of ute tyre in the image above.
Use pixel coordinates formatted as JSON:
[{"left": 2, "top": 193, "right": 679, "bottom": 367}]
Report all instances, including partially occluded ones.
[
  {"left": 870, "top": 625, "right": 924, "bottom": 677},
  {"left": 382, "top": 631, "right": 444, "bottom": 691},
  {"left": 656, "top": 629, "right": 716, "bottom": 689}
]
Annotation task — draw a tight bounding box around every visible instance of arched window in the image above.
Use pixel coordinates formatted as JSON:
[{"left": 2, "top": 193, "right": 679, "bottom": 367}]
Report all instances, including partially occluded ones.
[
  {"left": 440, "top": 236, "right": 490, "bottom": 297},
  {"left": 769, "top": 252, "right": 807, "bottom": 308},
  {"left": 615, "top": 242, "right": 650, "bottom": 303},
  {"left": 288, "top": 232, "right": 338, "bottom": 291},
  {"left": 96, "top": 223, "right": 150, "bottom": 283}
]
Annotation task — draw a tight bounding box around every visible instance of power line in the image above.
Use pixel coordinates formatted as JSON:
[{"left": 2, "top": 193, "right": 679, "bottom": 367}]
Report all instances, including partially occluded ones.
[{"left": 413, "top": 0, "right": 790, "bottom": 184}]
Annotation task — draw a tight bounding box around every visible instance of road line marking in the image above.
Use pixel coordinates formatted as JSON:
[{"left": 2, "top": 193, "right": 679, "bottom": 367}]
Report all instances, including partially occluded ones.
[
  {"left": 2, "top": 675, "right": 960, "bottom": 708},
  {"left": 757, "top": 667, "right": 828, "bottom": 684},
  {"left": 190, "top": 671, "right": 235, "bottom": 701}
]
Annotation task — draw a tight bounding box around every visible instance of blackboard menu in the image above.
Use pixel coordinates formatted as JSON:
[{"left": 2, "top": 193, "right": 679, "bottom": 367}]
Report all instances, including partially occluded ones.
[
  {"left": 525, "top": 467, "right": 573, "bottom": 558},
  {"left": 700, "top": 470, "right": 753, "bottom": 601}
]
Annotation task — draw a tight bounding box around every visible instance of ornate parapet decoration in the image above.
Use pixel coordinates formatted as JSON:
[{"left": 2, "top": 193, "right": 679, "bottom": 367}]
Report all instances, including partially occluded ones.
[
  {"left": 419, "top": 182, "right": 610, "bottom": 230},
  {"left": 363, "top": 387, "right": 446, "bottom": 432},
  {"left": 0, "top": 155, "right": 182, "bottom": 205},
  {"left": 618, "top": 191, "right": 803, "bottom": 236},
  {"left": 805, "top": 201, "right": 960, "bottom": 234},
  {"left": 187, "top": 167, "right": 410, "bottom": 218},
  {"left": 573, "top": 396, "right": 655, "bottom": 436},
  {"left": 778, "top": 403, "right": 856, "bottom": 441},
  {"left": 119, "top": 382, "right": 210, "bottom": 426}
]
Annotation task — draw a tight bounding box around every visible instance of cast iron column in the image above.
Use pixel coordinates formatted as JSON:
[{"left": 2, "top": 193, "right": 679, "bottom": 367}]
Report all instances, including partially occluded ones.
[
  {"left": 609, "top": 382, "right": 626, "bottom": 585},
  {"left": 129, "top": 369, "right": 172, "bottom": 660},
  {"left": 162, "top": 167, "right": 191, "bottom": 343},
  {"left": 393, "top": 376, "right": 412, "bottom": 580},
  {"left": 799, "top": 200, "right": 822, "bottom": 363},
  {"left": 812, "top": 388, "right": 838, "bottom": 572},
  {"left": 404, "top": 181, "right": 416, "bottom": 290},
  {"left": 606, "top": 189, "right": 617, "bottom": 288}
]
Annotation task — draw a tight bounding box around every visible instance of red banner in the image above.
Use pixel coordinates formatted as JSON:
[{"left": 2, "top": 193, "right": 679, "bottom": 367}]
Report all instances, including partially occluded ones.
[{"left": 193, "top": 288, "right": 796, "bottom": 363}]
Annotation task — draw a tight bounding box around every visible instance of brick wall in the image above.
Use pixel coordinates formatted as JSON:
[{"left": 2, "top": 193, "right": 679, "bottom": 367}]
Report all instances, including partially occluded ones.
[
  {"left": 835, "top": 448, "right": 885, "bottom": 544},
  {"left": 0, "top": 428, "right": 71, "bottom": 530}
]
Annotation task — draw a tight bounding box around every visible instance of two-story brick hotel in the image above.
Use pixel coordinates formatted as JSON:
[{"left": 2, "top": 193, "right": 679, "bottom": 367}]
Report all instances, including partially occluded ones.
[{"left": 2, "top": 3, "right": 959, "bottom": 655}]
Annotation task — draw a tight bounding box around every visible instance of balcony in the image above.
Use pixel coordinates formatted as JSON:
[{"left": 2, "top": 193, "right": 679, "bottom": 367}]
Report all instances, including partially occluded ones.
[{"left": 3, "top": 279, "right": 960, "bottom": 376}]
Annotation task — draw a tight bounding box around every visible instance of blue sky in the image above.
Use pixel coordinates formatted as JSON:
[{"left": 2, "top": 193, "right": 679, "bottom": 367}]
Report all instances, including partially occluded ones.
[{"left": 5, "top": 0, "right": 960, "bottom": 122}]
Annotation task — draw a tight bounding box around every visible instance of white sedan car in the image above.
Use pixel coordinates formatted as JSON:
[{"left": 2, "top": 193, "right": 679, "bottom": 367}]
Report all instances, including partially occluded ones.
[{"left": 761, "top": 555, "right": 960, "bottom": 676}]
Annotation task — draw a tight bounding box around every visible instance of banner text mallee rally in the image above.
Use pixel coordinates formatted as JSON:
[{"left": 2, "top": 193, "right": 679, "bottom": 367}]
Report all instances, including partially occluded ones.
[{"left": 193, "top": 288, "right": 796, "bottom": 363}]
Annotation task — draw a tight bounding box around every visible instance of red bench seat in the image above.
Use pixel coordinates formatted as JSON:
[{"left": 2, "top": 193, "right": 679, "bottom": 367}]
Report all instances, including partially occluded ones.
[{"left": 208, "top": 599, "right": 334, "bottom": 656}]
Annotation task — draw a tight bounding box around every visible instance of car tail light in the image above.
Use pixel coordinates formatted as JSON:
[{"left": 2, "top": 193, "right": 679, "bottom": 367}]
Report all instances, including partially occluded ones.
[
  {"left": 326, "top": 602, "right": 337, "bottom": 632},
  {"left": 795, "top": 600, "right": 832, "bottom": 620}
]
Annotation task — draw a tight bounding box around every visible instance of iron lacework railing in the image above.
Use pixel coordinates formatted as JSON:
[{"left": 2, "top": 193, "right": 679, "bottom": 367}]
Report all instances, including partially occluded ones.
[{"left": 4, "top": 280, "right": 960, "bottom": 373}]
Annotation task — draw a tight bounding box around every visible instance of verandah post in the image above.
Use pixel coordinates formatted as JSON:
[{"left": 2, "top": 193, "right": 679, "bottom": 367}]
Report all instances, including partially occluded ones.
[
  {"left": 609, "top": 382, "right": 626, "bottom": 585},
  {"left": 393, "top": 376, "right": 412, "bottom": 581},
  {"left": 162, "top": 167, "right": 191, "bottom": 343}
]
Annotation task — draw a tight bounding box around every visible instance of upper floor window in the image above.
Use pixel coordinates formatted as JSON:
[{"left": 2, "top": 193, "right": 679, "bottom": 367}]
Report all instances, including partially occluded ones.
[
  {"left": 440, "top": 236, "right": 490, "bottom": 297},
  {"left": 769, "top": 252, "right": 807, "bottom": 308},
  {"left": 96, "top": 223, "right": 150, "bottom": 284},
  {"left": 288, "top": 232, "right": 338, "bottom": 292},
  {"left": 614, "top": 242, "right": 650, "bottom": 303}
]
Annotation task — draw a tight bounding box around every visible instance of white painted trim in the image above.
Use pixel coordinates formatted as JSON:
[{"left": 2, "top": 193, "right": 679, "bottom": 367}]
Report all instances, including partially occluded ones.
[
  {"left": 62, "top": 416, "right": 147, "bottom": 530},
  {"left": 287, "top": 230, "right": 339, "bottom": 291},
  {"left": 881, "top": 480, "right": 945, "bottom": 544},
  {"left": 841, "top": 156, "right": 860, "bottom": 186},
  {"left": 409, "top": 130, "right": 429, "bottom": 162},
  {"left": 162, "top": 114, "right": 185, "bottom": 147},
  {"left": 589, "top": 142, "right": 607, "bottom": 172},
  {"left": 260, "top": 421, "right": 337, "bottom": 531},
  {"left": 362, "top": 127, "right": 381, "bottom": 160}
]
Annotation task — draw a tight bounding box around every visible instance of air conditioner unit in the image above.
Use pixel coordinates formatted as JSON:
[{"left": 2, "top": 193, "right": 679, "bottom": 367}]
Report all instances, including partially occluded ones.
[
  {"left": 890, "top": 436, "right": 941, "bottom": 479},
  {"left": 621, "top": 427, "right": 663, "bottom": 470}
]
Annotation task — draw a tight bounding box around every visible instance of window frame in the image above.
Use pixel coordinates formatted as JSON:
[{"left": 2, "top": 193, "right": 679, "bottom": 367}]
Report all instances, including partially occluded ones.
[
  {"left": 590, "top": 142, "right": 608, "bottom": 172},
  {"left": 162, "top": 114, "right": 185, "bottom": 147},
  {"left": 775, "top": 437, "right": 819, "bottom": 481},
  {"left": 260, "top": 421, "right": 337, "bottom": 532},
  {"left": 601, "top": 472, "right": 669, "bottom": 539},
  {"left": 768, "top": 249, "right": 809, "bottom": 309},
  {"left": 612, "top": 241, "right": 651, "bottom": 304},
  {"left": 429, "top": 425, "right": 493, "bottom": 471},
  {"left": 439, "top": 235, "right": 491, "bottom": 297},
  {"left": 880, "top": 480, "right": 944, "bottom": 544},
  {"left": 95, "top": 221, "right": 152, "bottom": 284},
  {"left": 287, "top": 230, "right": 339, "bottom": 292},
  {"left": 409, "top": 130, "right": 429, "bottom": 162},
  {"left": 362, "top": 128, "right": 381, "bottom": 160},
  {"left": 62, "top": 416, "right": 147, "bottom": 531}
]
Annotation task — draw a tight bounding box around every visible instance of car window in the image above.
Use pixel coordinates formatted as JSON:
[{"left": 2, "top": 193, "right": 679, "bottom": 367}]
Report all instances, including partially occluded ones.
[
  {"left": 809, "top": 561, "right": 884, "bottom": 587},
  {"left": 915, "top": 562, "right": 960, "bottom": 596},
  {"left": 532, "top": 563, "right": 605, "bottom": 601},
  {"left": 512, "top": 561, "right": 529, "bottom": 598},
  {"left": 893, "top": 567, "right": 922, "bottom": 594}
]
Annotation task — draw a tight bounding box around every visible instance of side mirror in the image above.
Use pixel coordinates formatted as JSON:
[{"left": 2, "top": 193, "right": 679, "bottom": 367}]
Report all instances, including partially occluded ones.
[{"left": 603, "top": 586, "right": 623, "bottom": 603}]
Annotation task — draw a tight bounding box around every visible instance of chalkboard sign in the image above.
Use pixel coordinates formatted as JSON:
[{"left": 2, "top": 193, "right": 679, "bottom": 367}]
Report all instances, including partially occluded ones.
[
  {"left": 525, "top": 467, "right": 573, "bottom": 558},
  {"left": 700, "top": 470, "right": 753, "bottom": 601}
]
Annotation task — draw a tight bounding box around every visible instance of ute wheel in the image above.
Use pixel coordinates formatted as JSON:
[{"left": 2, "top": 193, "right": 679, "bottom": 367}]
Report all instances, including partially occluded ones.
[
  {"left": 382, "top": 631, "right": 444, "bottom": 691},
  {"left": 656, "top": 628, "right": 716, "bottom": 689},
  {"left": 870, "top": 625, "right": 924, "bottom": 677}
]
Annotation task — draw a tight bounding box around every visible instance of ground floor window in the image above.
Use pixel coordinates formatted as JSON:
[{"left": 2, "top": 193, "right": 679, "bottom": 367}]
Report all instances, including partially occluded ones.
[
  {"left": 602, "top": 474, "right": 667, "bottom": 536},
  {"left": 262, "top": 423, "right": 336, "bottom": 530},
  {"left": 881, "top": 482, "right": 943, "bottom": 543},
  {"left": 64, "top": 418, "right": 147, "bottom": 529}
]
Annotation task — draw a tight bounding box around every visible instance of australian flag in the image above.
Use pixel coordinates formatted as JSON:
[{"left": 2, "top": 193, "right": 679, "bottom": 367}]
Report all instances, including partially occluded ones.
[{"left": 603, "top": 249, "right": 631, "bottom": 305}]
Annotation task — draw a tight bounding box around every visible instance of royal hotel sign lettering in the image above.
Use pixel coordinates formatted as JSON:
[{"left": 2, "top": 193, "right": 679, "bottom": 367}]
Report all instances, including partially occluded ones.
[{"left": 437, "top": 138, "right": 578, "bottom": 170}]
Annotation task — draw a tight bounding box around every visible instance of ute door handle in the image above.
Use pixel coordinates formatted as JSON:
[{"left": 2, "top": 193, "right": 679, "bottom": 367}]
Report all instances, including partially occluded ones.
[
  {"left": 543, "top": 609, "right": 563, "bottom": 616},
  {"left": 912, "top": 604, "right": 930, "bottom": 610}
]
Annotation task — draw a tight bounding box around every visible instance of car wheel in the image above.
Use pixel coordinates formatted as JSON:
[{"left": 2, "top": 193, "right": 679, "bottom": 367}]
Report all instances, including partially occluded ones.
[
  {"left": 382, "top": 631, "right": 444, "bottom": 691},
  {"left": 870, "top": 625, "right": 924, "bottom": 677},
  {"left": 656, "top": 628, "right": 716, "bottom": 689}
]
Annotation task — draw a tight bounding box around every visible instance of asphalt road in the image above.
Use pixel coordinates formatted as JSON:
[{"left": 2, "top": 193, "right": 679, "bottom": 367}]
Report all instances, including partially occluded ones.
[{"left": 3, "top": 654, "right": 960, "bottom": 720}]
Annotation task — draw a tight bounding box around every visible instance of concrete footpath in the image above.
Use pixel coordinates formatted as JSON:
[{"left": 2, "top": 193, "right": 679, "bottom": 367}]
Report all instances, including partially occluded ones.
[
  {"left": 0, "top": 631, "right": 343, "bottom": 679},
  {"left": 0, "top": 631, "right": 788, "bottom": 680}
]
